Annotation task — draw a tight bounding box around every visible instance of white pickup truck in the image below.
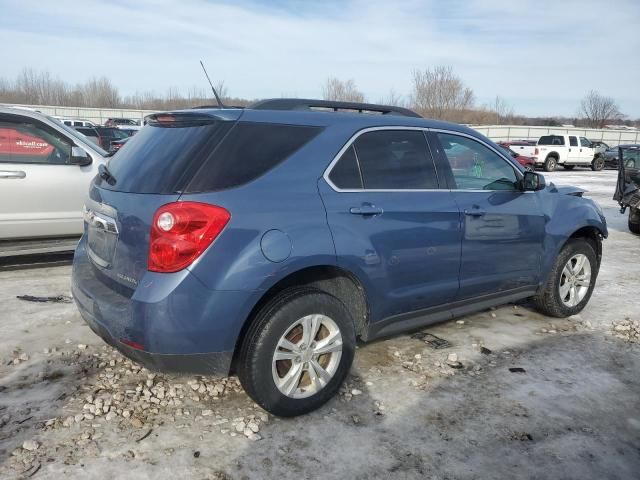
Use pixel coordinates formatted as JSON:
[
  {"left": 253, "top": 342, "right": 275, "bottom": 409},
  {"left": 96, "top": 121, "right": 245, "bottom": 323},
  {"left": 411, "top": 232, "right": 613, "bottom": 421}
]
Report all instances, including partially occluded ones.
[{"left": 533, "top": 134, "right": 605, "bottom": 172}]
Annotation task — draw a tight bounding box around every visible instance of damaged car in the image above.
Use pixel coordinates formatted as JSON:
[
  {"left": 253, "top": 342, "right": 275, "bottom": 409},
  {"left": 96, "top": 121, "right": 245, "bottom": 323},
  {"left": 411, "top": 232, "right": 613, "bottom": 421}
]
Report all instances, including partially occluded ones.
[
  {"left": 614, "top": 145, "right": 640, "bottom": 234},
  {"left": 72, "top": 99, "right": 608, "bottom": 417}
]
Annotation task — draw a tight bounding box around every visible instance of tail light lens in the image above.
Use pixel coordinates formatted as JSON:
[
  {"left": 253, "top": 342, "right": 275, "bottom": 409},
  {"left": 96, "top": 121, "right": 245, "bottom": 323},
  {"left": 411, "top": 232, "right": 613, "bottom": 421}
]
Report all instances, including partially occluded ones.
[{"left": 149, "top": 202, "right": 230, "bottom": 273}]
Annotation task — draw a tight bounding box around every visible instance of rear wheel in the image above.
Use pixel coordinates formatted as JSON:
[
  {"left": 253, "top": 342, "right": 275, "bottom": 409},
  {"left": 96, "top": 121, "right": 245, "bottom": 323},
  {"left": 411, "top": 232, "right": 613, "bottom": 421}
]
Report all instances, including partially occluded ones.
[
  {"left": 532, "top": 238, "right": 598, "bottom": 318},
  {"left": 544, "top": 156, "right": 557, "bottom": 172},
  {"left": 238, "top": 288, "right": 356, "bottom": 417},
  {"left": 591, "top": 155, "right": 605, "bottom": 171},
  {"left": 563, "top": 165, "right": 575, "bottom": 170},
  {"left": 629, "top": 207, "right": 640, "bottom": 234}
]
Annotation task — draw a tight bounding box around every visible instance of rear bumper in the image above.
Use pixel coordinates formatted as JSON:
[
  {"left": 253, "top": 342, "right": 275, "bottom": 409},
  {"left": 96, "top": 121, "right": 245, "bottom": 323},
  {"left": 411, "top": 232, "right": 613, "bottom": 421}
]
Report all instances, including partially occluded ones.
[
  {"left": 76, "top": 301, "right": 232, "bottom": 374},
  {"left": 71, "top": 237, "right": 257, "bottom": 375}
]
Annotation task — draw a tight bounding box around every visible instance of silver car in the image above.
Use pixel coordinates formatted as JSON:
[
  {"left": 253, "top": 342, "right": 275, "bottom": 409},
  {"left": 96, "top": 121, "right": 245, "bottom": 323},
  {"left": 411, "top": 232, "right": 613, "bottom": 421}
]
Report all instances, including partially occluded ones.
[{"left": 0, "top": 107, "right": 108, "bottom": 255}]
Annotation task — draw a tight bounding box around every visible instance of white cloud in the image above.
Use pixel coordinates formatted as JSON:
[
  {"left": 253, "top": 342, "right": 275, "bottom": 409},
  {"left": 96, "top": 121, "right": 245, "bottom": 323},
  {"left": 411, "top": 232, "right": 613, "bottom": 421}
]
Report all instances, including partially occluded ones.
[{"left": 0, "top": 0, "right": 638, "bottom": 116}]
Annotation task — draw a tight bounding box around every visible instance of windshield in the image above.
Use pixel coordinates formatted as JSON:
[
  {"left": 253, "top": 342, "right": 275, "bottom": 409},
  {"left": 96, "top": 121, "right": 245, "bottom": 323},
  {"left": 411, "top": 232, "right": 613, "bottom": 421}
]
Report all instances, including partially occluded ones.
[{"left": 48, "top": 116, "right": 108, "bottom": 156}]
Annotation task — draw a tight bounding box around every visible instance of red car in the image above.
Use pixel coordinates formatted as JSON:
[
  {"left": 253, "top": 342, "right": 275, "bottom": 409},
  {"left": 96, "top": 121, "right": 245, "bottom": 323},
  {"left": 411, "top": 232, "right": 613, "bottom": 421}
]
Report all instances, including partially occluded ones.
[{"left": 498, "top": 144, "right": 536, "bottom": 171}]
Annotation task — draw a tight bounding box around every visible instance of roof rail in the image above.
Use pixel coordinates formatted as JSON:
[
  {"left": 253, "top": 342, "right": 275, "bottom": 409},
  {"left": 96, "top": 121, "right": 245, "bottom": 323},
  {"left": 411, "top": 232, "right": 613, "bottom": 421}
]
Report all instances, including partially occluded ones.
[{"left": 250, "top": 98, "right": 422, "bottom": 118}]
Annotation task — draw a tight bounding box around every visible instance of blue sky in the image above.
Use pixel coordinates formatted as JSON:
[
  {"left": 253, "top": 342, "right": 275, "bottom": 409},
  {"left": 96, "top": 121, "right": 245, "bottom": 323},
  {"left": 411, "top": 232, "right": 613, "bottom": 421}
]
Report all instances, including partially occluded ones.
[{"left": 0, "top": 0, "right": 638, "bottom": 117}]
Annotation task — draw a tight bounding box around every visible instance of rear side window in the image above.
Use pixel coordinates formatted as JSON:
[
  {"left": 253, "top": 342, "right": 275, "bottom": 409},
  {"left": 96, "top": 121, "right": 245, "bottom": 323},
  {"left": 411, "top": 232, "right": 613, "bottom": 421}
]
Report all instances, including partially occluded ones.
[
  {"left": 328, "top": 145, "right": 363, "bottom": 189},
  {"left": 101, "top": 121, "right": 234, "bottom": 193},
  {"left": 186, "top": 122, "right": 322, "bottom": 192},
  {"left": 353, "top": 130, "right": 437, "bottom": 189},
  {"left": 569, "top": 136, "right": 578, "bottom": 147},
  {"left": 538, "top": 135, "right": 565, "bottom": 146}
]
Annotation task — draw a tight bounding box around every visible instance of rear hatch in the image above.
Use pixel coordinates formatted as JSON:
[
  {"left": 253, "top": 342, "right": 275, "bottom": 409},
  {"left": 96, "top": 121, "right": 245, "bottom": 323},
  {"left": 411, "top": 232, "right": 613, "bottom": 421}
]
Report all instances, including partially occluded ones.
[{"left": 83, "top": 110, "right": 242, "bottom": 290}]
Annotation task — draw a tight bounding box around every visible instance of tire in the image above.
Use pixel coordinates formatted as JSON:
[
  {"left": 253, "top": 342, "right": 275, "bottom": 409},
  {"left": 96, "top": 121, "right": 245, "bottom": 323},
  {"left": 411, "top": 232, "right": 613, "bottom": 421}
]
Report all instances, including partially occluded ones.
[
  {"left": 237, "top": 287, "right": 356, "bottom": 417},
  {"left": 532, "top": 238, "right": 598, "bottom": 318},
  {"left": 629, "top": 208, "right": 640, "bottom": 234},
  {"left": 543, "top": 156, "right": 557, "bottom": 172},
  {"left": 524, "top": 165, "right": 535, "bottom": 172},
  {"left": 563, "top": 165, "right": 575, "bottom": 170},
  {"left": 591, "top": 155, "right": 605, "bottom": 171}
]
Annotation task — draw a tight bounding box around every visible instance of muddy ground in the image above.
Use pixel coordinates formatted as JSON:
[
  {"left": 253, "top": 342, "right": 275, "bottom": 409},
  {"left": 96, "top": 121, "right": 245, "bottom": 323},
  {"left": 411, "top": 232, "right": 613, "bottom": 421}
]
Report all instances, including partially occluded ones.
[{"left": 1, "top": 170, "right": 638, "bottom": 479}]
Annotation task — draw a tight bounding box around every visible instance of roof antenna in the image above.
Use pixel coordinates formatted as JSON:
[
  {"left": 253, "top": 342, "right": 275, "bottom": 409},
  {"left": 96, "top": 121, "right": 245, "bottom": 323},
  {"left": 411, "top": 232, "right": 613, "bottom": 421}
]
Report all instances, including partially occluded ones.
[{"left": 199, "top": 60, "right": 225, "bottom": 108}]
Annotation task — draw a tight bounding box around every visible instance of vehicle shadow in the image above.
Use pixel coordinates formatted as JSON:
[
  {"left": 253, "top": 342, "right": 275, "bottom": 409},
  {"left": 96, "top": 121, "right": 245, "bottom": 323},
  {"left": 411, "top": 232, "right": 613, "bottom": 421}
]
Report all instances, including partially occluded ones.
[{"left": 225, "top": 329, "right": 640, "bottom": 480}]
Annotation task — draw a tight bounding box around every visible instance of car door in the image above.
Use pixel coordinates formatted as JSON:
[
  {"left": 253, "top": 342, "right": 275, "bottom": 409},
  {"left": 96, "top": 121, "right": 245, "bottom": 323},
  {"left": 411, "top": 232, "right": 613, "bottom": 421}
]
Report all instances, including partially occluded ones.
[
  {"left": 0, "top": 115, "right": 97, "bottom": 239},
  {"left": 579, "top": 137, "right": 595, "bottom": 162},
  {"left": 430, "top": 131, "right": 546, "bottom": 300},
  {"left": 319, "top": 128, "right": 462, "bottom": 322},
  {"left": 567, "top": 136, "right": 580, "bottom": 163}
]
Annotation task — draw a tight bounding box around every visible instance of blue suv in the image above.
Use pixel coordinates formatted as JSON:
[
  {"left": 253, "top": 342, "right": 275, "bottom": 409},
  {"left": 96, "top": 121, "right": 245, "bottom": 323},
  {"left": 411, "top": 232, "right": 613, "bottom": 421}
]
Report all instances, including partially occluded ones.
[{"left": 72, "top": 99, "right": 607, "bottom": 416}]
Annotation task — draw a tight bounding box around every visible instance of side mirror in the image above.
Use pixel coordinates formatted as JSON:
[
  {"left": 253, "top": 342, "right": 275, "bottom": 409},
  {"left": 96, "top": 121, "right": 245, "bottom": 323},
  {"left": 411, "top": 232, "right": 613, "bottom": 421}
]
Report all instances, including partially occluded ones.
[
  {"left": 70, "top": 146, "right": 92, "bottom": 167},
  {"left": 522, "top": 171, "right": 545, "bottom": 191}
]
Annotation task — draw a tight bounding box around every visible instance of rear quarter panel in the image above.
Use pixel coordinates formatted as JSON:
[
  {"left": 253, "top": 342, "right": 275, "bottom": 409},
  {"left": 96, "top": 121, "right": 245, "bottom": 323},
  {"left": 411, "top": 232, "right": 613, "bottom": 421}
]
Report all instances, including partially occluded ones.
[{"left": 180, "top": 126, "right": 350, "bottom": 293}]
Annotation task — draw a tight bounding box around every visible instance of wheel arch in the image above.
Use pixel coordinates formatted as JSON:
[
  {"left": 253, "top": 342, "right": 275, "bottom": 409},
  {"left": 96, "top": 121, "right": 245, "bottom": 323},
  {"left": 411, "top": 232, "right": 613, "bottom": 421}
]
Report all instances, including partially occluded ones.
[
  {"left": 229, "top": 264, "right": 369, "bottom": 373},
  {"left": 565, "top": 225, "right": 604, "bottom": 266}
]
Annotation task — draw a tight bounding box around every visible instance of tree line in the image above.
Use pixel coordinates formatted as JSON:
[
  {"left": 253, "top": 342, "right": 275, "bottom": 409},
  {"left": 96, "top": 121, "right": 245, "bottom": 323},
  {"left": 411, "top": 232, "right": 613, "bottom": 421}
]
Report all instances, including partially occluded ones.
[{"left": 0, "top": 67, "right": 631, "bottom": 128}]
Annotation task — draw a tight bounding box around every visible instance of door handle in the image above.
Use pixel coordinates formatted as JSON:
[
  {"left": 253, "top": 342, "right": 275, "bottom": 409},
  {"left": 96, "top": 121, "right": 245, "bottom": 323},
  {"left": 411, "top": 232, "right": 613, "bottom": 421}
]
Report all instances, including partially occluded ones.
[
  {"left": 464, "top": 208, "right": 486, "bottom": 217},
  {"left": 0, "top": 170, "right": 26, "bottom": 179},
  {"left": 350, "top": 205, "right": 383, "bottom": 216}
]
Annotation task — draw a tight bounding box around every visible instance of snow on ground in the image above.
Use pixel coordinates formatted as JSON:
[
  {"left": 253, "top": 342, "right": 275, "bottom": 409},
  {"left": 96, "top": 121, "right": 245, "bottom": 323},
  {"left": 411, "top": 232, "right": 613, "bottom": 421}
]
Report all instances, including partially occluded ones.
[{"left": 1, "top": 168, "right": 638, "bottom": 479}]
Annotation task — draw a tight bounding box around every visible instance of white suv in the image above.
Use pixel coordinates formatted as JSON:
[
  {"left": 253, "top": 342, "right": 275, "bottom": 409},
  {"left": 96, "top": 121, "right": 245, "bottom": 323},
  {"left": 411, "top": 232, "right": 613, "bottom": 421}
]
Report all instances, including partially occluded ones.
[
  {"left": 0, "top": 107, "right": 108, "bottom": 255},
  {"left": 534, "top": 134, "right": 605, "bottom": 172}
]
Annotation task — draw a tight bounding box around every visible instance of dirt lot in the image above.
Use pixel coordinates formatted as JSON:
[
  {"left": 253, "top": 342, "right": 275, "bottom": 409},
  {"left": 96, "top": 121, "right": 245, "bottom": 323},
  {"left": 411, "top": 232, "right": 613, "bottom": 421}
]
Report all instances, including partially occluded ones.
[{"left": 1, "top": 170, "right": 639, "bottom": 480}]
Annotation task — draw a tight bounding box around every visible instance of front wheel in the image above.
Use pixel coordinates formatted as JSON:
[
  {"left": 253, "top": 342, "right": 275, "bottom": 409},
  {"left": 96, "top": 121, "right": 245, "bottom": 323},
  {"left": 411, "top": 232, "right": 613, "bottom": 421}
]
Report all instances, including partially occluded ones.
[
  {"left": 532, "top": 238, "right": 598, "bottom": 318},
  {"left": 629, "top": 207, "right": 640, "bottom": 234},
  {"left": 237, "top": 288, "right": 356, "bottom": 417},
  {"left": 591, "top": 156, "right": 605, "bottom": 171},
  {"left": 543, "top": 156, "right": 557, "bottom": 172}
]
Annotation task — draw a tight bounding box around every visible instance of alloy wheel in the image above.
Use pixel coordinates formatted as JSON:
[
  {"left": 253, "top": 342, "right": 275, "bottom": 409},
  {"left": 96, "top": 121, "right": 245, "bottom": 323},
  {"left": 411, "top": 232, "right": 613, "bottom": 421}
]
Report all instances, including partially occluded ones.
[
  {"left": 272, "top": 314, "right": 343, "bottom": 399},
  {"left": 558, "top": 253, "right": 591, "bottom": 307}
]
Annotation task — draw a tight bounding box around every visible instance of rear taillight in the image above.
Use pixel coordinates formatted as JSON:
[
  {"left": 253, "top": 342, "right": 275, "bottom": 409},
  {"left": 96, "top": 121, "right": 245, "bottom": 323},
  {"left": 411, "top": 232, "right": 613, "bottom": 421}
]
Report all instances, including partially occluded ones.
[{"left": 148, "top": 202, "right": 230, "bottom": 273}]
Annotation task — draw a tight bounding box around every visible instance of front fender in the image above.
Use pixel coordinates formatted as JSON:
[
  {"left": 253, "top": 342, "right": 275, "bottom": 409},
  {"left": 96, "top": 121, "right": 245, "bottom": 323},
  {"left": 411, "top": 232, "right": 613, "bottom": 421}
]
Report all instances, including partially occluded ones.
[{"left": 539, "top": 192, "right": 607, "bottom": 283}]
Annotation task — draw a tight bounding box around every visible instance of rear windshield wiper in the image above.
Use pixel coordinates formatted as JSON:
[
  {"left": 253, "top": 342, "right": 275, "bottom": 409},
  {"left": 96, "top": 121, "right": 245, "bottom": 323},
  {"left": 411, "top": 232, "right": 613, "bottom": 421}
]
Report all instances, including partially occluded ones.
[{"left": 98, "top": 164, "right": 117, "bottom": 185}]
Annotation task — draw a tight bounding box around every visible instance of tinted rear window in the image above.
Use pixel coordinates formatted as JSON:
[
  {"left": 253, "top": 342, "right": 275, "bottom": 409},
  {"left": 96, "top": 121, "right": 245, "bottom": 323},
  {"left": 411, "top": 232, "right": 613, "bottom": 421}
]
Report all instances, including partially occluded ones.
[
  {"left": 538, "top": 135, "right": 565, "bottom": 146},
  {"left": 99, "top": 121, "right": 234, "bottom": 193},
  {"left": 185, "top": 122, "right": 322, "bottom": 192}
]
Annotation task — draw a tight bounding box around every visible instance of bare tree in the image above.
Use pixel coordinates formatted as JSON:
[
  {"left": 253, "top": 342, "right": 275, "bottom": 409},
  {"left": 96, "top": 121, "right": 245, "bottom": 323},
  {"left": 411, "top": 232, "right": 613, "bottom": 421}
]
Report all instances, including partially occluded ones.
[
  {"left": 322, "top": 77, "right": 365, "bottom": 103},
  {"left": 409, "top": 66, "right": 474, "bottom": 121},
  {"left": 491, "top": 96, "right": 514, "bottom": 124},
  {"left": 580, "top": 90, "right": 621, "bottom": 128},
  {"left": 379, "top": 89, "right": 405, "bottom": 107}
]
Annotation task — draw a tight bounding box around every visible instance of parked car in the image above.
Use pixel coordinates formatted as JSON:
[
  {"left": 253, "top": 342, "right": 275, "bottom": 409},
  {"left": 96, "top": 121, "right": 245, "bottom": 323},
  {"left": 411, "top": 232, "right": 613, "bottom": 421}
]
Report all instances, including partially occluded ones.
[
  {"left": 109, "top": 135, "right": 130, "bottom": 153},
  {"left": 0, "top": 107, "right": 107, "bottom": 254},
  {"left": 75, "top": 126, "right": 131, "bottom": 151},
  {"left": 62, "top": 119, "right": 97, "bottom": 128},
  {"left": 117, "top": 128, "right": 139, "bottom": 138},
  {"left": 614, "top": 146, "right": 640, "bottom": 233},
  {"left": 498, "top": 144, "right": 536, "bottom": 171},
  {"left": 533, "top": 134, "right": 605, "bottom": 171},
  {"left": 499, "top": 140, "right": 537, "bottom": 158},
  {"left": 604, "top": 144, "right": 638, "bottom": 169},
  {"left": 72, "top": 99, "right": 607, "bottom": 417},
  {"left": 589, "top": 140, "right": 610, "bottom": 154},
  {"left": 105, "top": 118, "right": 141, "bottom": 128}
]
